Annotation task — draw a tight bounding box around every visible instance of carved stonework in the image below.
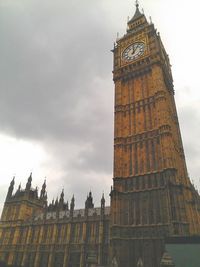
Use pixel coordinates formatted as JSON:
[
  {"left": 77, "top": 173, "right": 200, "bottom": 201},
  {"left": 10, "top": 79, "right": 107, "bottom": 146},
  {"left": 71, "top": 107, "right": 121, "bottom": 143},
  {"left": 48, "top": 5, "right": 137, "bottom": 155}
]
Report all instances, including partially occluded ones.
[
  {"left": 112, "top": 256, "right": 118, "bottom": 267},
  {"left": 160, "top": 251, "right": 175, "bottom": 267}
]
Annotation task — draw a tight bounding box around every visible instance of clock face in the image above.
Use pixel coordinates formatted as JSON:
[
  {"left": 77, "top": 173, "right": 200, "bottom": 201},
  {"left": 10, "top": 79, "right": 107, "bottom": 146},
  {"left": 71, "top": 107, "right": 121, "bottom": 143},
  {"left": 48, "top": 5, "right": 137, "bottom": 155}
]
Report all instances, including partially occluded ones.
[{"left": 122, "top": 42, "right": 145, "bottom": 62}]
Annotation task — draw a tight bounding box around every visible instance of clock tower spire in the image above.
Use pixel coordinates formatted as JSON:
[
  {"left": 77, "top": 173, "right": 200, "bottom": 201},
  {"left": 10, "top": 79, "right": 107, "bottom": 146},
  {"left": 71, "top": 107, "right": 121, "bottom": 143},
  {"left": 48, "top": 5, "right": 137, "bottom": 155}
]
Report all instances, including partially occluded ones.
[
  {"left": 131, "top": 0, "right": 142, "bottom": 20},
  {"left": 127, "top": 0, "right": 147, "bottom": 31},
  {"left": 110, "top": 2, "right": 200, "bottom": 267}
]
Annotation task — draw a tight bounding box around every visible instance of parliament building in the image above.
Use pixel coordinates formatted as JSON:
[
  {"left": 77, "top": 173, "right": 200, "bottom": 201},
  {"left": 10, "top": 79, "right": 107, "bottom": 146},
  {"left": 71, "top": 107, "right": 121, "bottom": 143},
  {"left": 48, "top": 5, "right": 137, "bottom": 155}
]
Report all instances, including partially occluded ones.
[{"left": 0, "top": 2, "right": 200, "bottom": 267}]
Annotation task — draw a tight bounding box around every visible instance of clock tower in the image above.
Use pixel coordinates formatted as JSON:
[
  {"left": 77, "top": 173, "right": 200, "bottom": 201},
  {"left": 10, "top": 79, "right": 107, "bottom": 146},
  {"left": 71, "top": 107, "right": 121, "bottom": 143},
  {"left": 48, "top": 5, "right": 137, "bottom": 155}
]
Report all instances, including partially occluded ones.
[{"left": 110, "top": 2, "right": 200, "bottom": 267}]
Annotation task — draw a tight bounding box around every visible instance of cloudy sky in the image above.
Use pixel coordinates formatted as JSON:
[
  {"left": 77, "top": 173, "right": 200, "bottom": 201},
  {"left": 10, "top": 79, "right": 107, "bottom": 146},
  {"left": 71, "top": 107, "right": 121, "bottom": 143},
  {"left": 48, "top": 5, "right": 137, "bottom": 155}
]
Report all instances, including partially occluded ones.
[{"left": 0, "top": 0, "right": 200, "bottom": 211}]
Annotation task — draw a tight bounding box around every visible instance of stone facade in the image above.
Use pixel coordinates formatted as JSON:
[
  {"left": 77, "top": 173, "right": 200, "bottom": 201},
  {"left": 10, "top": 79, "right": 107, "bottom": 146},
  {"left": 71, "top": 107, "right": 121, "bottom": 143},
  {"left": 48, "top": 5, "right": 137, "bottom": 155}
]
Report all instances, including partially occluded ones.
[
  {"left": 0, "top": 3, "right": 200, "bottom": 267},
  {"left": 0, "top": 175, "right": 110, "bottom": 267}
]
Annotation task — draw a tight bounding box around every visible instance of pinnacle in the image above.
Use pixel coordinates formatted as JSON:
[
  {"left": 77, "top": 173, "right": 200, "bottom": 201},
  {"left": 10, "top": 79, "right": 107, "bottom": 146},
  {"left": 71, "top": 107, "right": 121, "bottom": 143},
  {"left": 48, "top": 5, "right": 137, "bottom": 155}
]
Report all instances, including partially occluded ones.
[{"left": 129, "top": 0, "right": 143, "bottom": 23}]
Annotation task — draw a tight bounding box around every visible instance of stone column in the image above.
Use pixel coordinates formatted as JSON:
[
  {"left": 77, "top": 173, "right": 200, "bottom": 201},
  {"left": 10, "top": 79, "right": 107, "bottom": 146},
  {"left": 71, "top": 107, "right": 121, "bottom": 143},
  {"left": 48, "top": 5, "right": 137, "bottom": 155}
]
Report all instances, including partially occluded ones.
[{"left": 63, "top": 245, "right": 70, "bottom": 267}]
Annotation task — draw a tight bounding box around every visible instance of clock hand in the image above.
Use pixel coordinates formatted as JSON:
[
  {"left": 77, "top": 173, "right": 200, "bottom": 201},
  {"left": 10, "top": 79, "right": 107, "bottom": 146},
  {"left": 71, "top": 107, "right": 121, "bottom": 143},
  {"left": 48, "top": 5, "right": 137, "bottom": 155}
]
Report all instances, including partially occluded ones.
[{"left": 132, "top": 45, "right": 135, "bottom": 55}]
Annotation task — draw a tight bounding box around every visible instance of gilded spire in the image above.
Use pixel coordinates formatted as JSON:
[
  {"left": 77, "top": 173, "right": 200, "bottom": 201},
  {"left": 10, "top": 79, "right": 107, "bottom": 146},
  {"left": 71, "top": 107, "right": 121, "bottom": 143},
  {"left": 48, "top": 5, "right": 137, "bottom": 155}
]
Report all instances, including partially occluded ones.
[
  {"left": 40, "top": 179, "right": 46, "bottom": 199},
  {"left": 85, "top": 191, "right": 94, "bottom": 209},
  {"left": 42, "top": 179, "right": 46, "bottom": 190},
  {"left": 25, "top": 172, "right": 32, "bottom": 191},
  {"left": 129, "top": 0, "right": 143, "bottom": 23},
  {"left": 6, "top": 177, "right": 15, "bottom": 200},
  {"left": 66, "top": 200, "right": 69, "bottom": 210},
  {"left": 15, "top": 183, "right": 21, "bottom": 196},
  {"left": 70, "top": 195, "right": 75, "bottom": 211},
  {"left": 11, "top": 176, "right": 15, "bottom": 186},
  {"left": 70, "top": 195, "right": 75, "bottom": 216},
  {"left": 59, "top": 189, "right": 64, "bottom": 205},
  {"left": 101, "top": 193, "right": 105, "bottom": 209},
  {"left": 17, "top": 183, "right": 21, "bottom": 192}
]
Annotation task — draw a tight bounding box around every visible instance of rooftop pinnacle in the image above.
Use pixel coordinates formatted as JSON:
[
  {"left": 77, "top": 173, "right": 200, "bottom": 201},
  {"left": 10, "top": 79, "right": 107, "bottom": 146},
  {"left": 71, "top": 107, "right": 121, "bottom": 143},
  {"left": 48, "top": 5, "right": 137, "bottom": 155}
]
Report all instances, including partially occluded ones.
[{"left": 129, "top": 0, "right": 143, "bottom": 23}]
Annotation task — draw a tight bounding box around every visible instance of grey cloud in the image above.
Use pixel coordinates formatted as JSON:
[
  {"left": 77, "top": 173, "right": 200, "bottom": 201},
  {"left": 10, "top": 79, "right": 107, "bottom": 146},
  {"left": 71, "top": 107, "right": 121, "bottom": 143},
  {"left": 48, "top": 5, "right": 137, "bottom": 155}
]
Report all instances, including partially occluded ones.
[
  {"left": 0, "top": 0, "right": 113, "bottom": 141},
  {"left": 0, "top": 0, "right": 116, "bottom": 207}
]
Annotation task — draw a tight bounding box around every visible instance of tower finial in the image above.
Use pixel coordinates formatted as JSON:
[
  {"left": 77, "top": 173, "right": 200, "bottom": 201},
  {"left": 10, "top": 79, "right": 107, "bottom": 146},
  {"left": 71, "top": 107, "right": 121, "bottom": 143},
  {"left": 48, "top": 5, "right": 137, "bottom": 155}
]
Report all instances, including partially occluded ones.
[
  {"left": 6, "top": 176, "right": 15, "bottom": 200},
  {"left": 25, "top": 172, "right": 32, "bottom": 191},
  {"left": 128, "top": 0, "right": 143, "bottom": 24}
]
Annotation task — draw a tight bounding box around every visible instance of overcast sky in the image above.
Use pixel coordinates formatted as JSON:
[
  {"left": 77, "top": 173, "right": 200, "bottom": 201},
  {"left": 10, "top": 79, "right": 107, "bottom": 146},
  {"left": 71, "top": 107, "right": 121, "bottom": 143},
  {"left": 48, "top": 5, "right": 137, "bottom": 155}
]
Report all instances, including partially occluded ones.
[{"left": 0, "top": 0, "right": 200, "bottom": 211}]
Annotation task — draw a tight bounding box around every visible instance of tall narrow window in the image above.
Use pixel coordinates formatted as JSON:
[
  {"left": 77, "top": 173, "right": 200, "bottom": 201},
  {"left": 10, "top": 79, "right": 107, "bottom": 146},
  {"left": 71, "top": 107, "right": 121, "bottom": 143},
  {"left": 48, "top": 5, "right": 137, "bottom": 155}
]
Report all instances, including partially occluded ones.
[{"left": 130, "top": 145, "right": 132, "bottom": 175}]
